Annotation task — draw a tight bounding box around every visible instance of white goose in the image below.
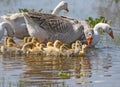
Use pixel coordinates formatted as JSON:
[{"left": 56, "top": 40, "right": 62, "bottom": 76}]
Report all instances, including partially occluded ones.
[
  {"left": 23, "top": 12, "right": 114, "bottom": 46},
  {"left": 0, "top": 1, "right": 69, "bottom": 40},
  {"left": 90, "top": 23, "right": 114, "bottom": 46},
  {"left": 51, "top": 1, "right": 69, "bottom": 15}
]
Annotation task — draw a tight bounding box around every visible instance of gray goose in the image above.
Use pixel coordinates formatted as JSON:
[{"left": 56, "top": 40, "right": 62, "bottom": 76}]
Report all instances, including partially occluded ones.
[
  {"left": 0, "top": 1, "right": 69, "bottom": 40},
  {"left": 23, "top": 12, "right": 91, "bottom": 45}
]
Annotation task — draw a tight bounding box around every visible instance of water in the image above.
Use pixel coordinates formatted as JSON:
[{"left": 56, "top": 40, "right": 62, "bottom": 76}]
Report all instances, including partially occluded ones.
[{"left": 0, "top": 0, "right": 120, "bottom": 87}]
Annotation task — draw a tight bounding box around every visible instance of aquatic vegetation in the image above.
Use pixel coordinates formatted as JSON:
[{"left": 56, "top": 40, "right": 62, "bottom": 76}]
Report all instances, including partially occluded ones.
[
  {"left": 79, "top": 72, "right": 86, "bottom": 77},
  {"left": 114, "top": 0, "right": 119, "bottom": 3},
  {"left": 58, "top": 71, "right": 70, "bottom": 78},
  {"left": 85, "top": 16, "right": 111, "bottom": 28}
]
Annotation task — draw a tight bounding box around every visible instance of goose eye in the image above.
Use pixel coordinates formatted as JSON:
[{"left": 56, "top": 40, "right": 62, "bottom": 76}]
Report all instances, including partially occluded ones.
[
  {"left": 88, "top": 33, "right": 92, "bottom": 36},
  {"left": 109, "top": 28, "right": 111, "bottom": 31}
]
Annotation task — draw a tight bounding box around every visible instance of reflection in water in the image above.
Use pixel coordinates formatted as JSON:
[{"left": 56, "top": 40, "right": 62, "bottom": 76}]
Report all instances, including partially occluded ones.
[
  {"left": 0, "top": 54, "right": 92, "bottom": 87},
  {"left": 20, "top": 55, "right": 91, "bottom": 87},
  {"left": 0, "top": 49, "right": 114, "bottom": 87}
]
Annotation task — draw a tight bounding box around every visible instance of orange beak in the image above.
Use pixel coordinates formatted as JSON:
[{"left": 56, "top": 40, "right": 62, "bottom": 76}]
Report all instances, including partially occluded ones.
[
  {"left": 87, "top": 36, "right": 93, "bottom": 46},
  {"left": 109, "top": 31, "right": 114, "bottom": 39}
]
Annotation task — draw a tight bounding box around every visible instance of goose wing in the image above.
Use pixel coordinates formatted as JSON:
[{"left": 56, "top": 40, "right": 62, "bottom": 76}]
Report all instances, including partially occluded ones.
[
  {"left": 28, "top": 12, "right": 79, "bottom": 33},
  {"left": 24, "top": 12, "right": 85, "bottom": 44}
]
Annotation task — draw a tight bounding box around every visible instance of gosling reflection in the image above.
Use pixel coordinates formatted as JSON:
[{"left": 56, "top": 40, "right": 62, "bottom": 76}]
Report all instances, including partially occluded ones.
[{"left": 21, "top": 56, "right": 91, "bottom": 86}]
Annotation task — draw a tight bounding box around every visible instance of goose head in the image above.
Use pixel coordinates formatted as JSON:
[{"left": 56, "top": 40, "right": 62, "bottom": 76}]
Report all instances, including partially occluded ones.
[
  {"left": 58, "top": 1, "right": 69, "bottom": 12},
  {"left": 0, "top": 22, "right": 14, "bottom": 40},
  {"left": 93, "top": 23, "right": 114, "bottom": 39},
  {"left": 101, "top": 23, "right": 114, "bottom": 39},
  {"left": 92, "top": 23, "right": 114, "bottom": 46},
  {"left": 84, "top": 29, "right": 93, "bottom": 46},
  {"left": 52, "top": 1, "right": 69, "bottom": 15}
]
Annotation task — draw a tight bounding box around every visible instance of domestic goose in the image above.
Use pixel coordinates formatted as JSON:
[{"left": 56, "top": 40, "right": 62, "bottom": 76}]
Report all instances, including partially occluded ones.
[
  {"left": 23, "top": 12, "right": 88, "bottom": 45},
  {"left": 0, "top": 1, "right": 69, "bottom": 40}
]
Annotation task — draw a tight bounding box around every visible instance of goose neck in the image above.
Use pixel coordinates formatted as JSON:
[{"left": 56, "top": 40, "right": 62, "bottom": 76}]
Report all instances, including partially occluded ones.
[
  {"left": 93, "top": 26, "right": 100, "bottom": 35},
  {"left": 52, "top": 6, "right": 61, "bottom": 15},
  {"left": 0, "top": 22, "right": 14, "bottom": 37}
]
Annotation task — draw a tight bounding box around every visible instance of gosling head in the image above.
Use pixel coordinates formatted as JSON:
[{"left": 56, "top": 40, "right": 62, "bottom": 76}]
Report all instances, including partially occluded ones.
[
  {"left": 31, "top": 37, "right": 40, "bottom": 43},
  {"left": 54, "top": 40, "right": 62, "bottom": 48},
  {"left": 75, "top": 40, "right": 82, "bottom": 49},
  {"left": 27, "top": 37, "right": 32, "bottom": 42},
  {"left": 60, "top": 44, "right": 68, "bottom": 52},
  {"left": 24, "top": 37, "right": 28, "bottom": 43},
  {"left": 7, "top": 37, "right": 15, "bottom": 44},
  {"left": 39, "top": 43, "right": 45, "bottom": 50},
  {"left": 47, "top": 42, "right": 53, "bottom": 47},
  {"left": 71, "top": 43, "right": 75, "bottom": 49}
]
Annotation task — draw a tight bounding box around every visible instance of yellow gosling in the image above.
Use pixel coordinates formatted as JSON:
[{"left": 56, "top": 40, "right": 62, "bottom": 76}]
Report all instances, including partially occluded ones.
[
  {"left": 59, "top": 44, "right": 69, "bottom": 56},
  {"left": 71, "top": 43, "right": 75, "bottom": 49},
  {"left": 54, "top": 40, "right": 62, "bottom": 49},
  {"left": 7, "top": 37, "right": 15, "bottom": 44},
  {"left": 0, "top": 44, "right": 21, "bottom": 55},
  {"left": 79, "top": 44, "right": 87, "bottom": 56},
  {"left": 21, "top": 37, "right": 39, "bottom": 53},
  {"left": 43, "top": 41, "right": 62, "bottom": 56},
  {"left": 5, "top": 37, "right": 16, "bottom": 47},
  {"left": 29, "top": 43, "right": 45, "bottom": 55},
  {"left": 21, "top": 42, "right": 35, "bottom": 53},
  {"left": 27, "top": 37, "right": 32, "bottom": 42},
  {"left": 74, "top": 40, "right": 82, "bottom": 54},
  {"left": 47, "top": 42, "right": 53, "bottom": 47},
  {"left": 4, "top": 36, "right": 9, "bottom": 46},
  {"left": 7, "top": 42, "right": 15, "bottom": 47},
  {"left": 24, "top": 37, "right": 28, "bottom": 43}
]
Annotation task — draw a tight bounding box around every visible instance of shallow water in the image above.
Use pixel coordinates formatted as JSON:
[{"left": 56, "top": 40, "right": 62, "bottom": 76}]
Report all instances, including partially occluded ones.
[{"left": 0, "top": 0, "right": 120, "bottom": 87}]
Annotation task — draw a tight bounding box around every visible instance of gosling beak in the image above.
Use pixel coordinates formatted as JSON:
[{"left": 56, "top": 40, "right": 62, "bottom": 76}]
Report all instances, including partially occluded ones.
[
  {"left": 65, "top": 8, "right": 69, "bottom": 12},
  {"left": 109, "top": 31, "right": 114, "bottom": 39},
  {"left": 87, "top": 36, "right": 93, "bottom": 46}
]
